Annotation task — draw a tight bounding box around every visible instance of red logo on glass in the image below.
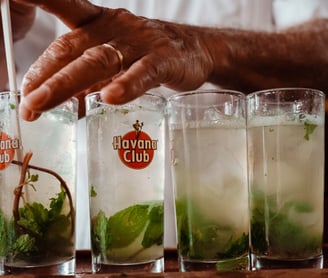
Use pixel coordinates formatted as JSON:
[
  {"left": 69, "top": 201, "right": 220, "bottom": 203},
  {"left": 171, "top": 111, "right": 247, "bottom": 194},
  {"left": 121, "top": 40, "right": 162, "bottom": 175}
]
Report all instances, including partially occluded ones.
[
  {"left": 0, "top": 132, "right": 19, "bottom": 170},
  {"left": 112, "top": 120, "right": 158, "bottom": 170}
]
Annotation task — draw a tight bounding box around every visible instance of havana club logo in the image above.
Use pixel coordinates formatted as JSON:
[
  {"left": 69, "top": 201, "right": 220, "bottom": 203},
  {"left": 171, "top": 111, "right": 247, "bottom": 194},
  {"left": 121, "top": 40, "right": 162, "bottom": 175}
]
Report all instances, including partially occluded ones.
[
  {"left": 0, "top": 130, "right": 20, "bottom": 170},
  {"left": 112, "top": 120, "right": 158, "bottom": 170}
]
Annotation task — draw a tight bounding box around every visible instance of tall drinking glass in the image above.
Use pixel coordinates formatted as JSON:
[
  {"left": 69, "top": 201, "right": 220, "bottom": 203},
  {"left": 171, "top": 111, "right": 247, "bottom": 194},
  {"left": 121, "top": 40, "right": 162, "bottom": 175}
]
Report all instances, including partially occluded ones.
[
  {"left": 247, "top": 88, "right": 325, "bottom": 269},
  {"left": 0, "top": 91, "right": 77, "bottom": 275},
  {"left": 167, "top": 90, "right": 249, "bottom": 272},
  {"left": 86, "top": 91, "right": 166, "bottom": 273}
]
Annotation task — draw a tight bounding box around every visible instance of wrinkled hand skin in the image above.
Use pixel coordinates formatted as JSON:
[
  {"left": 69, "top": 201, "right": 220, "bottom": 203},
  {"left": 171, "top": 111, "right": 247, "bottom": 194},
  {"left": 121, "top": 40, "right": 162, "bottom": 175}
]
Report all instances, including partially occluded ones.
[
  {"left": 15, "top": 0, "right": 214, "bottom": 120},
  {"left": 14, "top": 0, "right": 328, "bottom": 121}
]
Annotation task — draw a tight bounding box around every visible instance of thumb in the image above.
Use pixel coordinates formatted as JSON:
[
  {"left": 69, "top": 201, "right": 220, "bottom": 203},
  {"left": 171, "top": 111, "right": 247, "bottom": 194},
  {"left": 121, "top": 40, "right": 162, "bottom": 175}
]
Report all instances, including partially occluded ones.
[{"left": 13, "top": 0, "right": 102, "bottom": 29}]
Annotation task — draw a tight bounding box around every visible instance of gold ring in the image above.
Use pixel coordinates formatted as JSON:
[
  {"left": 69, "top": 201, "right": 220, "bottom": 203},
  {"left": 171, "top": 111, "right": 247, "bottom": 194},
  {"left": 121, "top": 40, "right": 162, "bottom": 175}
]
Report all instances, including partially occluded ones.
[{"left": 103, "top": 43, "right": 124, "bottom": 72}]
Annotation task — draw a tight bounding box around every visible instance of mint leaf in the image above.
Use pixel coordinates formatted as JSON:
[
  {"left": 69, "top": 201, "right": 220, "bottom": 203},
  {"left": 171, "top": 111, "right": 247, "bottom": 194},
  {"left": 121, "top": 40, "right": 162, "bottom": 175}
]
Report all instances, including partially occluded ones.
[
  {"left": 250, "top": 191, "right": 321, "bottom": 257},
  {"left": 29, "top": 174, "right": 39, "bottom": 183},
  {"left": 216, "top": 255, "right": 249, "bottom": 271},
  {"left": 48, "top": 190, "right": 66, "bottom": 220},
  {"left": 13, "top": 234, "right": 37, "bottom": 257},
  {"left": 304, "top": 120, "right": 317, "bottom": 141},
  {"left": 13, "top": 189, "right": 73, "bottom": 260},
  {"left": 46, "top": 214, "right": 70, "bottom": 236},
  {"left": 91, "top": 203, "right": 164, "bottom": 257},
  {"left": 269, "top": 212, "right": 321, "bottom": 256},
  {"left": 107, "top": 204, "right": 149, "bottom": 248},
  {"left": 43, "top": 214, "right": 73, "bottom": 255},
  {"left": 218, "top": 233, "right": 249, "bottom": 259},
  {"left": 18, "top": 203, "right": 48, "bottom": 236},
  {"left": 176, "top": 199, "right": 248, "bottom": 260},
  {"left": 0, "top": 210, "right": 7, "bottom": 256},
  {"left": 91, "top": 210, "right": 108, "bottom": 256},
  {"left": 142, "top": 204, "right": 164, "bottom": 248},
  {"left": 90, "top": 185, "right": 97, "bottom": 197}
]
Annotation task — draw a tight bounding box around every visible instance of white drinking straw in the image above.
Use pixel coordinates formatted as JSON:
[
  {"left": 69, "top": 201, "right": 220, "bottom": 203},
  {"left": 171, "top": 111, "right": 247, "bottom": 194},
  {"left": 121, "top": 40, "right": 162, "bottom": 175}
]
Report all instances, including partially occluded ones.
[{"left": 1, "top": 0, "right": 23, "bottom": 159}]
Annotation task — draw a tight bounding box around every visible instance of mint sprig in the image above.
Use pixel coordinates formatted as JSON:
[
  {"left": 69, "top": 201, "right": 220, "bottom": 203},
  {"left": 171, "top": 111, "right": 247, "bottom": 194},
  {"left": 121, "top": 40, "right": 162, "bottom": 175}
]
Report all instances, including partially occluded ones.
[
  {"left": 176, "top": 199, "right": 249, "bottom": 260},
  {"left": 142, "top": 204, "right": 164, "bottom": 248},
  {"left": 250, "top": 190, "right": 322, "bottom": 257},
  {"left": 304, "top": 120, "right": 317, "bottom": 141},
  {"left": 107, "top": 204, "right": 149, "bottom": 248},
  {"left": 91, "top": 202, "right": 164, "bottom": 258},
  {"left": 1, "top": 152, "right": 75, "bottom": 262}
]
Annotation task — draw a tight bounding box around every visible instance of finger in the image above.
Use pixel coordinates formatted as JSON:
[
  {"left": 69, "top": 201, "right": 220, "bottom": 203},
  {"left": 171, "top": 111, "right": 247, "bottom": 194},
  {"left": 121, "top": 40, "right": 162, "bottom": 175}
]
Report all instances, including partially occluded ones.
[
  {"left": 20, "top": 43, "right": 123, "bottom": 117},
  {"left": 21, "top": 9, "right": 141, "bottom": 97},
  {"left": 19, "top": 104, "right": 41, "bottom": 122},
  {"left": 21, "top": 25, "right": 117, "bottom": 95},
  {"left": 14, "top": 0, "right": 101, "bottom": 29},
  {"left": 100, "top": 55, "right": 163, "bottom": 104}
]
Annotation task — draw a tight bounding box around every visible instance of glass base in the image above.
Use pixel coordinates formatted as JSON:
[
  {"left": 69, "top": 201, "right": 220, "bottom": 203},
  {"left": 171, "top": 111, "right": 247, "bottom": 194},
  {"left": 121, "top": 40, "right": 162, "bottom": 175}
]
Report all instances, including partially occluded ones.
[
  {"left": 251, "top": 254, "right": 323, "bottom": 270},
  {"left": 92, "top": 257, "right": 164, "bottom": 273},
  {"left": 180, "top": 254, "right": 250, "bottom": 272},
  {"left": 3, "top": 257, "right": 75, "bottom": 275}
]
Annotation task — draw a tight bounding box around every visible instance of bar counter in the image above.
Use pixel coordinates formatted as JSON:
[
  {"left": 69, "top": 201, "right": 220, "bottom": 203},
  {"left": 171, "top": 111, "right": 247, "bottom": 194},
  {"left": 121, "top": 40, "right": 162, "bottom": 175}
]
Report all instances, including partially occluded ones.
[{"left": 3, "top": 246, "right": 328, "bottom": 277}]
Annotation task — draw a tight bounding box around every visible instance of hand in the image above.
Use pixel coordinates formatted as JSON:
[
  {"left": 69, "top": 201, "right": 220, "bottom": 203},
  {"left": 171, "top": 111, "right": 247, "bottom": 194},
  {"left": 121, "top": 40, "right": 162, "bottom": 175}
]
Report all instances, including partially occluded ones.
[{"left": 16, "top": 0, "right": 214, "bottom": 120}]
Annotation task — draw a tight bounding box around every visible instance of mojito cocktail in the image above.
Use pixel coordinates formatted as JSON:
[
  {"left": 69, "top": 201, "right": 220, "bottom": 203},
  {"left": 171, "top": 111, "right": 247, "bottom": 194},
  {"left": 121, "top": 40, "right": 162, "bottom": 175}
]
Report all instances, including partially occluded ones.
[
  {"left": 86, "top": 92, "right": 166, "bottom": 273},
  {"left": 247, "top": 88, "right": 325, "bottom": 269},
  {"left": 0, "top": 92, "right": 77, "bottom": 274},
  {"left": 168, "top": 90, "right": 249, "bottom": 272}
]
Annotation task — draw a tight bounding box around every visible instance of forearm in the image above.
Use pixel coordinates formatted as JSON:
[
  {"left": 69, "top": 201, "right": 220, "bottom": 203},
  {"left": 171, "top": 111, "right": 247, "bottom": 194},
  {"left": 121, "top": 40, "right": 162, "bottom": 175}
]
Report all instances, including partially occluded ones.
[{"left": 203, "top": 18, "right": 328, "bottom": 93}]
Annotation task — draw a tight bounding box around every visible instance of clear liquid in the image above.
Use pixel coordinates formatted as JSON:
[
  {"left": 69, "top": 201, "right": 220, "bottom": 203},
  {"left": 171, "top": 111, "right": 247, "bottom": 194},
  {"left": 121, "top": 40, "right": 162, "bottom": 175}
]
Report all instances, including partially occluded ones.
[
  {"left": 0, "top": 106, "right": 77, "bottom": 268},
  {"left": 248, "top": 120, "right": 324, "bottom": 260},
  {"left": 170, "top": 125, "right": 249, "bottom": 262},
  {"left": 87, "top": 106, "right": 165, "bottom": 265}
]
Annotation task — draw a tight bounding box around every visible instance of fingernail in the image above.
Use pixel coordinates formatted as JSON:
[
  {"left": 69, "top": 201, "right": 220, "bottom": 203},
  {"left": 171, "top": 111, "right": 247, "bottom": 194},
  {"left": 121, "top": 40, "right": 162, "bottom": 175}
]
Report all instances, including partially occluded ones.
[
  {"left": 19, "top": 100, "right": 41, "bottom": 121},
  {"left": 21, "top": 82, "right": 54, "bottom": 112},
  {"left": 100, "top": 83, "right": 125, "bottom": 104}
]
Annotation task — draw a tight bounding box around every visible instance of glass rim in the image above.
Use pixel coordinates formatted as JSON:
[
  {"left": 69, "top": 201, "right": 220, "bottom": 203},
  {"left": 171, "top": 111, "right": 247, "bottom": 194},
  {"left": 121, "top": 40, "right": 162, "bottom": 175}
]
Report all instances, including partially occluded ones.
[
  {"left": 0, "top": 90, "right": 19, "bottom": 98},
  {"left": 166, "top": 89, "right": 246, "bottom": 110},
  {"left": 0, "top": 90, "right": 79, "bottom": 104},
  {"left": 167, "top": 88, "right": 245, "bottom": 102},
  {"left": 246, "top": 87, "right": 325, "bottom": 99},
  {"left": 85, "top": 90, "right": 167, "bottom": 106}
]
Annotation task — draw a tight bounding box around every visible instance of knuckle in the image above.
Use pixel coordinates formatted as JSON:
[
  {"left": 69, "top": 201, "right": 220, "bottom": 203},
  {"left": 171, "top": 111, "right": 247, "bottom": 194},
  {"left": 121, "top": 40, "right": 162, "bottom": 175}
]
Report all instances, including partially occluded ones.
[
  {"left": 82, "top": 45, "right": 120, "bottom": 72},
  {"left": 137, "top": 57, "right": 159, "bottom": 79},
  {"left": 45, "top": 37, "right": 76, "bottom": 61},
  {"left": 111, "top": 8, "right": 134, "bottom": 20},
  {"left": 55, "top": 71, "right": 74, "bottom": 84}
]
